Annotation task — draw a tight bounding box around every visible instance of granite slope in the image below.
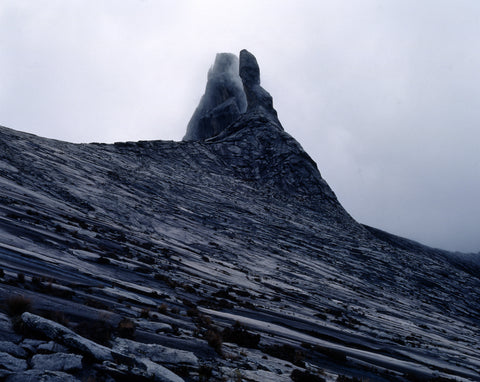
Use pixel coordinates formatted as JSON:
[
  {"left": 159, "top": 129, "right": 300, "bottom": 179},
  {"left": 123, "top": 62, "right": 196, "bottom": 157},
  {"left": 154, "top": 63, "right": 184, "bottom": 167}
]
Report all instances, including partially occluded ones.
[{"left": 0, "top": 52, "right": 479, "bottom": 381}]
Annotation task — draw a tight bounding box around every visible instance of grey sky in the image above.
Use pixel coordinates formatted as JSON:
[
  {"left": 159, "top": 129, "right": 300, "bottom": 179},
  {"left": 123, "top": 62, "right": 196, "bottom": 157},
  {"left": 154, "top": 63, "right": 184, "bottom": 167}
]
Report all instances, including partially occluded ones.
[{"left": 1, "top": 1, "right": 479, "bottom": 253}]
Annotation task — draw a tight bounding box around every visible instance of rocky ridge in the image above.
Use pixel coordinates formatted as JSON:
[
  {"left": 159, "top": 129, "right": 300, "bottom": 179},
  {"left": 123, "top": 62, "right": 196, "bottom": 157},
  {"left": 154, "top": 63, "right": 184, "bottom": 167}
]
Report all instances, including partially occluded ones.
[{"left": 0, "top": 51, "right": 479, "bottom": 381}]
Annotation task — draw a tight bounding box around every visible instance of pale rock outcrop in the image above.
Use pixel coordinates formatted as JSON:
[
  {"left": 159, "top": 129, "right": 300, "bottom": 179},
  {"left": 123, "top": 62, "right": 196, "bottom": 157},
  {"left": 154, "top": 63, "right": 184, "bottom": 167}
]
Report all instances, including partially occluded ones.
[
  {"left": 113, "top": 337, "right": 198, "bottom": 366},
  {"left": 19, "top": 312, "right": 186, "bottom": 382},
  {"left": 20, "top": 312, "right": 113, "bottom": 362}
]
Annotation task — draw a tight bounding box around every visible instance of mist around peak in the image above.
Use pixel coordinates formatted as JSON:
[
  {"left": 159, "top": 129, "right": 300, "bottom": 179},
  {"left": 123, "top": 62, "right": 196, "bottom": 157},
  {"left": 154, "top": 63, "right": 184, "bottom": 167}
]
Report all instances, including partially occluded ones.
[
  {"left": 184, "top": 50, "right": 282, "bottom": 141},
  {"left": 183, "top": 53, "right": 246, "bottom": 141}
]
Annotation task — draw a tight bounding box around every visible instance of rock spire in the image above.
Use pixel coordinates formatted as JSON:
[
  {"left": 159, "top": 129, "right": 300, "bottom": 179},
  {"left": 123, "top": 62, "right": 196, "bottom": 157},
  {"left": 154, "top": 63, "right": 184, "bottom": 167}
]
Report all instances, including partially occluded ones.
[
  {"left": 183, "top": 50, "right": 280, "bottom": 141},
  {"left": 183, "top": 53, "right": 246, "bottom": 141},
  {"left": 239, "top": 49, "right": 278, "bottom": 119}
]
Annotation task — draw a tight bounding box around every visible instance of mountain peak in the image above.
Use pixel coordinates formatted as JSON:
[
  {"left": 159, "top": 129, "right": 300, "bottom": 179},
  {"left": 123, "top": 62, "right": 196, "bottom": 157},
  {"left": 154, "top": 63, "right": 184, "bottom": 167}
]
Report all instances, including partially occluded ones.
[
  {"left": 183, "top": 52, "right": 246, "bottom": 141},
  {"left": 182, "top": 50, "right": 343, "bottom": 212},
  {"left": 183, "top": 50, "right": 280, "bottom": 141}
]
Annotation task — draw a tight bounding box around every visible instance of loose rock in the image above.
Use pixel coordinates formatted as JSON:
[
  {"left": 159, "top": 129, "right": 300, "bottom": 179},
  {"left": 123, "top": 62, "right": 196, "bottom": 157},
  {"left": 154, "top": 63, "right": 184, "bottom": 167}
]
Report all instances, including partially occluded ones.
[
  {"left": 5, "top": 369, "right": 80, "bottom": 382},
  {"left": 37, "top": 341, "right": 68, "bottom": 354},
  {"left": 0, "top": 341, "right": 27, "bottom": 358},
  {"left": 31, "top": 352, "right": 83, "bottom": 372},
  {"left": 20, "top": 312, "right": 113, "bottom": 362},
  {"left": 113, "top": 337, "right": 198, "bottom": 366},
  {"left": 0, "top": 351, "right": 27, "bottom": 372}
]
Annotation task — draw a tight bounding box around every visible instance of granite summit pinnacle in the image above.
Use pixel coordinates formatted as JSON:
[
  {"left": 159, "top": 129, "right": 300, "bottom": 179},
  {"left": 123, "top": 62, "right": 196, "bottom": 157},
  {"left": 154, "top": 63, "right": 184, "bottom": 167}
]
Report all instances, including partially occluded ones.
[{"left": 184, "top": 50, "right": 280, "bottom": 141}]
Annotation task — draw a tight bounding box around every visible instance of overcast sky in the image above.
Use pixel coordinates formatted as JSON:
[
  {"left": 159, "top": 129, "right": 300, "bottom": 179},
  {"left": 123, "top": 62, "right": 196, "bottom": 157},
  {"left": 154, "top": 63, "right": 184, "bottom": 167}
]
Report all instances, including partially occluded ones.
[{"left": 1, "top": 1, "right": 479, "bottom": 253}]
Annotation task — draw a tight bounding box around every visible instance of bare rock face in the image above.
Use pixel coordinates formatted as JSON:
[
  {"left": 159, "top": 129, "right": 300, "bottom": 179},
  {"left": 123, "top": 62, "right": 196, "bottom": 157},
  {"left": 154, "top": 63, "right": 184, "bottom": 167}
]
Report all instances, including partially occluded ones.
[
  {"left": 183, "top": 53, "right": 247, "bottom": 141},
  {"left": 183, "top": 50, "right": 281, "bottom": 141},
  {"left": 239, "top": 49, "right": 279, "bottom": 120}
]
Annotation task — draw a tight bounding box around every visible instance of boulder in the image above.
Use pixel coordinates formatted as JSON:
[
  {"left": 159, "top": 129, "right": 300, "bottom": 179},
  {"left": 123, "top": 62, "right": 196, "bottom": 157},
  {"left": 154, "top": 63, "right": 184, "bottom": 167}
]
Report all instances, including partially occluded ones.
[
  {"left": 135, "top": 358, "right": 185, "bottom": 382},
  {"left": 112, "top": 337, "right": 198, "bottom": 365},
  {"left": 20, "top": 312, "right": 113, "bottom": 362},
  {"left": 0, "top": 341, "right": 27, "bottom": 358},
  {"left": 0, "top": 351, "right": 27, "bottom": 372},
  {"left": 101, "top": 358, "right": 185, "bottom": 382},
  {"left": 0, "top": 313, "right": 20, "bottom": 343},
  {"left": 31, "top": 353, "right": 83, "bottom": 372},
  {"left": 5, "top": 370, "right": 80, "bottom": 382},
  {"left": 20, "top": 339, "right": 46, "bottom": 355}
]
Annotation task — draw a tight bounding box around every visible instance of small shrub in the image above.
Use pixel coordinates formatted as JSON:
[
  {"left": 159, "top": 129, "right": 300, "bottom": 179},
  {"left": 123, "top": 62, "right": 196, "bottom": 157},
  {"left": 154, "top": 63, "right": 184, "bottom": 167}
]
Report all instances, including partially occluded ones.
[
  {"left": 158, "top": 303, "right": 168, "bottom": 314},
  {"left": 17, "top": 273, "right": 25, "bottom": 283},
  {"left": 138, "top": 255, "right": 155, "bottom": 265},
  {"left": 291, "top": 369, "right": 326, "bottom": 382},
  {"left": 336, "top": 376, "right": 363, "bottom": 382},
  {"left": 187, "top": 308, "right": 199, "bottom": 317},
  {"left": 198, "top": 365, "right": 213, "bottom": 381},
  {"left": 183, "top": 284, "right": 196, "bottom": 294},
  {"left": 134, "top": 265, "right": 150, "bottom": 274},
  {"left": 5, "top": 295, "right": 32, "bottom": 317},
  {"left": 84, "top": 298, "right": 110, "bottom": 310},
  {"left": 222, "top": 321, "right": 260, "bottom": 349},
  {"left": 0, "top": 268, "right": 4, "bottom": 277},
  {"left": 140, "top": 308, "right": 150, "bottom": 318},
  {"left": 154, "top": 273, "right": 167, "bottom": 281},
  {"left": 117, "top": 317, "right": 136, "bottom": 339},
  {"left": 75, "top": 319, "right": 113, "bottom": 345},
  {"left": 182, "top": 298, "right": 196, "bottom": 308},
  {"left": 205, "top": 329, "right": 223, "bottom": 355},
  {"left": 313, "top": 345, "right": 347, "bottom": 363},
  {"left": 198, "top": 314, "right": 212, "bottom": 327},
  {"left": 263, "top": 344, "right": 305, "bottom": 366},
  {"left": 31, "top": 276, "right": 42, "bottom": 287},
  {"left": 96, "top": 256, "right": 110, "bottom": 265},
  {"left": 40, "top": 310, "right": 70, "bottom": 327}
]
